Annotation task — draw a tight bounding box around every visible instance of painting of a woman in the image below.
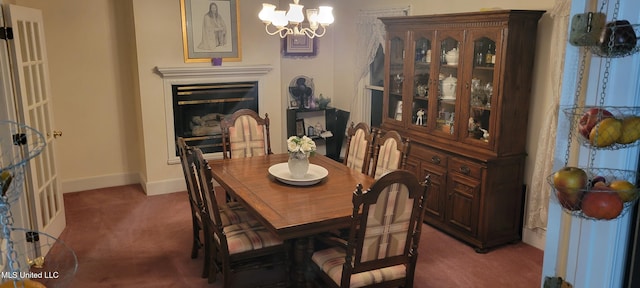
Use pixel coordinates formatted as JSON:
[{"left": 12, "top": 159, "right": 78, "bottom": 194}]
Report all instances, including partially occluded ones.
[{"left": 198, "top": 2, "right": 226, "bottom": 50}]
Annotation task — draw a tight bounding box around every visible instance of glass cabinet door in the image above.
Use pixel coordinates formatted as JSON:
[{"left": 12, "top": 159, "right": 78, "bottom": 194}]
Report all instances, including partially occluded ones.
[
  {"left": 433, "top": 30, "right": 464, "bottom": 138},
  {"left": 385, "top": 31, "right": 406, "bottom": 123},
  {"left": 410, "top": 31, "right": 434, "bottom": 129},
  {"left": 464, "top": 30, "right": 500, "bottom": 146}
]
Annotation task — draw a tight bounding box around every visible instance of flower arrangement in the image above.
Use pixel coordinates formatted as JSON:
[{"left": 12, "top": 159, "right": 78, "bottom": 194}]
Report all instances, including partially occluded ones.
[{"left": 287, "top": 136, "right": 316, "bottom": 158}]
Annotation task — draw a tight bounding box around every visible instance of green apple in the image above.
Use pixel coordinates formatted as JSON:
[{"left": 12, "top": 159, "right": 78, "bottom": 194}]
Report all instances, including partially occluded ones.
[{"left": 553, "top": 167, "right": 587, "bottom": 210}]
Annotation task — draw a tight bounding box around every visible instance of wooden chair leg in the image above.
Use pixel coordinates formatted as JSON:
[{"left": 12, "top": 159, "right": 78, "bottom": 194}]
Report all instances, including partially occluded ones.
[
  {"left": 207, "top": 245, "right": 218, "bottom": 284},
  {"left": 202, "top": 231, "right": 210, "bottom": 278},
  {"left": 191, "top": 218, "right": 200, "bottom": 259}
]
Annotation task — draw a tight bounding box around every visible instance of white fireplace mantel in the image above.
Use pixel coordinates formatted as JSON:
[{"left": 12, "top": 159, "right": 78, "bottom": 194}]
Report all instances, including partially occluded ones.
[
  {"left": 157, "top": 64, "right": 273, "bottom": 164},
  {"left": 155, "top": 65, "right": 273, "bottom": 79}
]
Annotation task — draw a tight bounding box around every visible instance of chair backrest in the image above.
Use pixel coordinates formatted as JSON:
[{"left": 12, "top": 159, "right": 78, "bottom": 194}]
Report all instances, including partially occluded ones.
[
  {"left": 342, "top": 170, "right": 429, "bottom": 288},
  {"left": 177, "top": 137, "right": 203, "bottom": 212},
  {"left": 370, "top": 130, "right": 410, "bottom": 179},
  {"left": 192, "top": 147, "right": 226, "bottom": 236},
  {"left": 343, "top": 122, "right": 374, "bottom": 174},
  {"left": 220, "top": 109, "right": 272, "bottom": 159}
]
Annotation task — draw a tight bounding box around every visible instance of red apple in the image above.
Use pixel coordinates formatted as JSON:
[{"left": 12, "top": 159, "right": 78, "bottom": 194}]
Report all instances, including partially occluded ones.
[
  {"left": 553, "top": 167, "right": 588, "bottom": 210},
  {"left": 578, "top": 108, "right": 614, "bottom": 139},
  {"left": 581, "top": 187, "right": 623, "bottom": 220}
]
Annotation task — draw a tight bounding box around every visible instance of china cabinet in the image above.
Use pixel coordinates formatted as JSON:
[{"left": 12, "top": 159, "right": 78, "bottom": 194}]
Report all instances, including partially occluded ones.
[{"left": 380, "top": 10, "right": 544, "bottom": 252}]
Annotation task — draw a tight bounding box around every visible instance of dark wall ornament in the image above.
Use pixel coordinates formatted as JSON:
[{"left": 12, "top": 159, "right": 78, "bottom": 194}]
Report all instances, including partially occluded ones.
[{"left": 289, "top": 75, "right": 314, "bottom": 109}]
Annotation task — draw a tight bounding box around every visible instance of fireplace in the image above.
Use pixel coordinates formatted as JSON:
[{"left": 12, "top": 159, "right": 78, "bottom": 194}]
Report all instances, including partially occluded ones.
[
  {"left": 157, "top": 65, "right": 273, "bottom": 164},
  {"left": 172, "top": 82, "right": 258, "bottom": 155}
]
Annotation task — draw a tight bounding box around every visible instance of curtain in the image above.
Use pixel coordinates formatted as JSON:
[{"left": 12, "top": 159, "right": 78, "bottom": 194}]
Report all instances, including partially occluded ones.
[
  {"left": 350, "top": 6, "right": 410, "bottom": 124},
  {"left": 526, "top": 0, "right": 571, "bottom": 231}
]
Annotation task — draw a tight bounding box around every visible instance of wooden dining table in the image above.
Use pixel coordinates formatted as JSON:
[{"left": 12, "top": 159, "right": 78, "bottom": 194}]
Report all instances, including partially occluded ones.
[{"left": 208, "top": 153, "right": 376, "bottom": 286}]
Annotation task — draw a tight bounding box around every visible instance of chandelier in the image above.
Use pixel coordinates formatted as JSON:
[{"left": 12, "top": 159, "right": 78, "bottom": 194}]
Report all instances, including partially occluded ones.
[{"left": 258, "top": 0, "right": 334, "bottom": 39}]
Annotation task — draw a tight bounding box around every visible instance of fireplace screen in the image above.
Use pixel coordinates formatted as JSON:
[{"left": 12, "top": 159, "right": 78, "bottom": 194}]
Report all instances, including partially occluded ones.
[{"left": 173, "top": 81, "right": 258, "bottom": 155}]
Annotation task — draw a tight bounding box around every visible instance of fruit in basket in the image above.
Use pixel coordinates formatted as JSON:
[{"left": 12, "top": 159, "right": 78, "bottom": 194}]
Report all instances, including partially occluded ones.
[
  {"left": 617, "top": 116, "right": 640, "bottom": 144},
  {"left": 578, "top": 108, "right": 614, "bottom": 139},
  {"left": 609, "top": 180, "right": 637, "bottom": 202},
  {"left": 589, "top": 117, "right": 622, "bottom": 147},
  {"left": 581, "top": 188, "right": 624, "bottom": 220},
  {"left": 1, "top": 170, "right": 12, "bottom": 196},
  {"left": 553, "top": 167, "right": 588, "bottom": 210},
  {"left": 590, "top": 175, "right": 607, "bottom": 188},
  {"left": 599, "top": 20, "right": 637, "bottom": 55},
  {"left": 0, "top": 279, "right": 46, "bottom": 288}
]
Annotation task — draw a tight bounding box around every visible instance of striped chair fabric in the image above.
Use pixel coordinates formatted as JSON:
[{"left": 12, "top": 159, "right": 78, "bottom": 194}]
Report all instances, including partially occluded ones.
[
  {"left": 344, "top": 122, "right": 373, "bottom": 174},
  {"left": 217, "top": 220, "right": 284, "bottom": 255},
  {"left": 311, "top": 170, "right": 429, "bottom": 288},
  {"left": 372, "top": 137, "right": 402, "bottom": 179},
  {"left": 370, "top": 130, "right": 409, "bottom": 179},
  {"left": 311, "top": 247, "right": 406, "bottom": 288},
  {"left": 227, "top": 115, "right": 267, "bottom": 158}
]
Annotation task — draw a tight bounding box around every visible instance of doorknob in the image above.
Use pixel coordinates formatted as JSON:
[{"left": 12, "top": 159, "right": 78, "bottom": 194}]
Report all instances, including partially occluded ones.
[{"left": 52, "top": 130, "right": 62, "bottom": 138}]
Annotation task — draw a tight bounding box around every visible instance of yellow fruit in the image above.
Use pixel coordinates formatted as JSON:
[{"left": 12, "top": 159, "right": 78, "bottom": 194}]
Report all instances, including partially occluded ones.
[
  {"left": 589, "top": 118, "right": 622, "bottom": 147},
  {"left": 617, "top": 116, "right": 640, "bottom": 144},
  {"left": 609, "top": 180, "right": 636, "bottom": 202},
  {"left": 1, "top": 170, "right": 12, "bottom": 196}
]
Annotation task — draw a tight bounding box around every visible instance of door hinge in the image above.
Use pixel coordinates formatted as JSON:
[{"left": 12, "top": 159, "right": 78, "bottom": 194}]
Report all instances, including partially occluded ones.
[
  {"left": 26, "top": 231, "right": 39, "bottom": 242},
  {"left": 0, "top": 27, "right": 13, "bottom": 40},
  {"left": 13, "top": 133, "right": 27, "bottom": 146}
]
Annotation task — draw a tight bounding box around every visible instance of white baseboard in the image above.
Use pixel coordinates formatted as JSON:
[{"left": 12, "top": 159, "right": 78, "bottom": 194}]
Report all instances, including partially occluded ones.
[
  {"left": 62, "top": 172, "right": 141, "bottom": 193},
  {"left": 522, "top": 227, "right": 546, "bottom": 250},
  {"left": 62, "top": 172, "right": 187, "bottom": 196},
  {"left": 143, "top": 177, "right": 186, "bottom": 196}
]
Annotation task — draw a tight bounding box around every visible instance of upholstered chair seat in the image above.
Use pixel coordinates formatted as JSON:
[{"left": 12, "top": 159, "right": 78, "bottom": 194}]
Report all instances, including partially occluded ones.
[{"left": 310, "top": 170, "right": 429, "bottom": 288}]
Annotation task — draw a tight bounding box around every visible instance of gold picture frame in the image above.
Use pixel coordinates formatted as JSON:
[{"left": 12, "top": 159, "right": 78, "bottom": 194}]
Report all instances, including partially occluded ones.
[{"left": 180, "top": 0, "right": 241, "bottom": 62}]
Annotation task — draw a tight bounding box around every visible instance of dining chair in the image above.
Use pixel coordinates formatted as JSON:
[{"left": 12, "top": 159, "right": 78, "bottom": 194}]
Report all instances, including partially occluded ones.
[
  {"left": 220, "top": 109, "right": 272, "bottom": 159},
  {"left": 176, "top": 137, "right": 205, "bottom": 267},
  {"left": 369, "top": 130, "right": 410, "bottom": 179},
  {"left": 193, "top": 148, "right": 289, "bottom": 286},
  {"left": 343, "top": 122, "right": 375, "bottom": 174},
  {"left": 310, "top": 170, "right": 430, "bottom": 288},
  {"left": 177, "top": 137, "right": 256, "bottom": 278}
]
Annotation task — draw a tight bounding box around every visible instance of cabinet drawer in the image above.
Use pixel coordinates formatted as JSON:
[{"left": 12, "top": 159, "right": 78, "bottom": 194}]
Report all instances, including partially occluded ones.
[
  {"left": 421, "top": 148, "right": 448, "bottom": 168},
  {"left": 449, "top": 158, "right": 482, "bottom": 179}
]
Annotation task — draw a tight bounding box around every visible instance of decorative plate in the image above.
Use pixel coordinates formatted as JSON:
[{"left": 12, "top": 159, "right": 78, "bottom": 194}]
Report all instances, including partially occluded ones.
[{"left": 268, "top": 163, "right": 328, "bottom": 186}]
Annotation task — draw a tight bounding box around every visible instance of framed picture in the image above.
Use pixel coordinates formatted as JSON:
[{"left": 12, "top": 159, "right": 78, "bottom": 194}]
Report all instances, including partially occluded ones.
[
  {"left": 180, "top": 0, "right": 241, "bottom": 62},
  {"left": 283, "top": 34, "right": 317, "bottom": 57},
  {"left": 289, "top": 100, "right": 299, "bottom": 109},
  {"left": 295, "top": 119, "right": 306, "bottom": 137}
]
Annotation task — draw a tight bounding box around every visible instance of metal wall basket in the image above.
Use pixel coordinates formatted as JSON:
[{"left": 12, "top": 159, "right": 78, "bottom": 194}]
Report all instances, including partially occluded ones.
[
  {"left": 0, "top": 121, "right": 46, "bottom": 204},
  {"left": 563, "top": 106, "right": 640, "bottom": 150},
  {"left": 0, "top": 228, "right": 77, "bottom": 288},
  {"left": 547, "top": 167, "right": 639, "bottom": 220},
  {"left": 591, "top": 21, "right": 640, "bottom": 58}
]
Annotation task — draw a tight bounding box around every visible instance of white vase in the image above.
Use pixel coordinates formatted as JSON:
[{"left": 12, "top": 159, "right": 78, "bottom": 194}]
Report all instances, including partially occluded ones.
[{"left": 288, "top": 152, "right": 309, "bottom": 179}]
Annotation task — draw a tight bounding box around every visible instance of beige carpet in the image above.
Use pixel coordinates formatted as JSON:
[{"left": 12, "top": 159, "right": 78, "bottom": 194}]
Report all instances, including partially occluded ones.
[{"left": 56, "top": 184, "right": 543, "bottom": 288}]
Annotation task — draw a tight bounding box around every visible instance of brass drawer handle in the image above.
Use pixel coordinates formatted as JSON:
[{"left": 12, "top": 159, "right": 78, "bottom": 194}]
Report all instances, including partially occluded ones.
[
  {"left": 431, "top": 156, "right": 441, "bottom": 164},
  {"left": 459, "top": 166, "right": 471, "bottom": 175}
]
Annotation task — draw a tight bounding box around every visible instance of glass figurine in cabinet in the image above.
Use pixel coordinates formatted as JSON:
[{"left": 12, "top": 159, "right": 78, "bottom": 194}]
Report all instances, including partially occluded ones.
[{"left": 393, "top": 74, "right": 405, "bottom": 93}]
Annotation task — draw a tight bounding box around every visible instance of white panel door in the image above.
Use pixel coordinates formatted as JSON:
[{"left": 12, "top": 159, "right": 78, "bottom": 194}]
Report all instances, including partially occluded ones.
[{"left": 4, "top": 4, "right": 65, "bottom": 239}]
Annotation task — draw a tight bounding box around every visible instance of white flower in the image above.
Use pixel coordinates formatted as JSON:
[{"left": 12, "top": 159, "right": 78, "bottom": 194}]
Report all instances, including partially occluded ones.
[{"left": 287, "top": 135, "right": 316, "bottom": 155}]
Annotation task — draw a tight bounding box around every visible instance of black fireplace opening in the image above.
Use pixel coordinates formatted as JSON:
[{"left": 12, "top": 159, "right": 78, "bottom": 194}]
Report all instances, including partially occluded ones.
[{"left": 173, "top": 81, "right": 258, "bottom": 155}]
